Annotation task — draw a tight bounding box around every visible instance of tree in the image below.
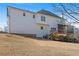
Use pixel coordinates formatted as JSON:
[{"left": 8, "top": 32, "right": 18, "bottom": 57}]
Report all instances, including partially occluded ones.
[{"left": 51, "top": 3, "right": 79, "bottom": 24}]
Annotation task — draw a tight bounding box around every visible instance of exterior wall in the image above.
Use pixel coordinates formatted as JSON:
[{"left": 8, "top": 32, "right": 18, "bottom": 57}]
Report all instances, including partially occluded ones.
[
  {"left": 8, "top": 7, "right": 64, "bottom": 38},
  {"left": 8, "top": 7, "right": 37, "bottom": 35},
  {"left": 35, "top": 13, "right": 60, "bottom": 37},
  {"left": 74, "top": 28, "right": 79, "bottom": 39},
  {"left": 36, "top": 13, "right": 60, "bottom": 30},
  {"left": 67, "top": 25, "right": 74, "bottom": 34}
]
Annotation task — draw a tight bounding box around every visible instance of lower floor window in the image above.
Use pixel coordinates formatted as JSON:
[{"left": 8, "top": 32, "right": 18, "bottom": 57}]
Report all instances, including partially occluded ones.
[
  {"left": 40, "top": 26, "right": 43, "bottom": 30},
  {"left": 50, "top": 27, "right": 56, "bottom": 32}
]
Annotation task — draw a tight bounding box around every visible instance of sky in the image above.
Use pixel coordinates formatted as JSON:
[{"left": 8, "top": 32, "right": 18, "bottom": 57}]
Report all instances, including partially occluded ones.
[{"left": 0, "top": 3, "right": 79, "bottom": 30}]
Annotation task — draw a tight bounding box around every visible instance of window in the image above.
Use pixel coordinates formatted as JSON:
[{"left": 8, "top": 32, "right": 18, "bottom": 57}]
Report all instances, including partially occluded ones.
[
  {"left": 50, "top": 27, "right": 56, "bottom": 32},
  {"left": 33, "top": 15, "right": 35, "bottom": 18},
  {"left": 40, "top": 26, "right": 43, "bottom": 30},
  {"left": 41, "top": 16, "right": 45, "bottom": 22},
  {"left": 23, "top": 13, "right": 25, "bottom": 16}
]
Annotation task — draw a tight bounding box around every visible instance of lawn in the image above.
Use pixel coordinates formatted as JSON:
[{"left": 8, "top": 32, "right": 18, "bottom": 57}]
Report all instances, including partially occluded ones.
[{"left": 0, "top": 33, "right": 79, "bottom": 56}]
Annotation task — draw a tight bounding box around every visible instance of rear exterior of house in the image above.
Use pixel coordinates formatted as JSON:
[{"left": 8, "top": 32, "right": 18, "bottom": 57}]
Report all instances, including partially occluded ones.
[{"left": 7, "top": 7, "right": 67, "bottom": 38}]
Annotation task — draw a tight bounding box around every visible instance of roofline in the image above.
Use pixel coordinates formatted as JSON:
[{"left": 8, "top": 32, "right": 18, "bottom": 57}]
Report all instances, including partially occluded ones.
[
  {"left": 7, "top": 6, "right": 65, "bottom": 20},
  {"left": 37, "top": 9, "right": 63, "bottom": 19},
  {"left": 7, "top": 6, "right": 35, "bottom": 14}
]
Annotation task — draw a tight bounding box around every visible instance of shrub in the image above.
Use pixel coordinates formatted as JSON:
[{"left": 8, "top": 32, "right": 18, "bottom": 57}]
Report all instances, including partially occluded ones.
[
  {"left": 48, "top": 33, "right": 79, "bottom": 43},
  {"left": 58, "top": 35, "right": 65, "bottom": 41},
  {"left": 59, "top": 35, "right": 72, "bottom": 42},
  {"left": 48, "top": 32, "right": 59, "bottom": 41},
  {"left": 72, "top": 38, "right": 78, "bottom": 43},
  {"left": 63, "top": 36, "right": 71, "bottom": 42},
  {"left": 59, "top": 35, "right": 79, "bottom": 43}
]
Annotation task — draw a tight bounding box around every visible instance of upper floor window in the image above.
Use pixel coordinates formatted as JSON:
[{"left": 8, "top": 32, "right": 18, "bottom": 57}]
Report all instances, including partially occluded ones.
[
  {"left": 41, "top": 16, "right": 45, "bottom": 22},
  {"left": 23, "top": 13, "right": 25, "bottom": 16},
  {"left": 33, "top": 15, "right": 35, "bottom": 18}
]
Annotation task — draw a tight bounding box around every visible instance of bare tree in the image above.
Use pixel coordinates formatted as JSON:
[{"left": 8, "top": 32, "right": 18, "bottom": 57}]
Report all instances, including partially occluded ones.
[{"left": 51, "top": 3, "right": 79, "bottom": 23}]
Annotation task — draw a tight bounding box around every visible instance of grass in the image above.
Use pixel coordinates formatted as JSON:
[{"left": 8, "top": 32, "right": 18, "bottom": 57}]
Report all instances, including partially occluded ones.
[{"left": 0, "top": 33, "right": 79, "bottom": 56}]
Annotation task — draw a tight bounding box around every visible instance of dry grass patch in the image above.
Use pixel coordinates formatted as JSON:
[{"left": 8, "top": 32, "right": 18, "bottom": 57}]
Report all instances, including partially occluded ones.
[{"left": 0, "top": 33, "right": 79, "bottom": 55}]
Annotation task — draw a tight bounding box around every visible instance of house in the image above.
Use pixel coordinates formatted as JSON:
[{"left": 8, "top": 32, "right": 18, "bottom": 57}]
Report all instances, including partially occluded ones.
[
  {"left": 67, "top": 24, "right": 74, "bottom": 34},
  {"left": 65, "top": 23, "right": 79, "bottom": 39},
  {"left": 71, "top": 27, "right": 79, "bottom": 39},
  {"left": 7, "top": 6, "right": 67, "bottom": 38}
]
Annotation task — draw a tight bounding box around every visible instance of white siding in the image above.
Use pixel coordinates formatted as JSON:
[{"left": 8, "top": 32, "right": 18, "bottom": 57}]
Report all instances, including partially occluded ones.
[
  {"left": 35, "top": 13, "right": 60, "bottom": 37},
  {"left": 36, "top": 13, "right": 59, "bottom": 30},
  {"left": 8, "top": 7, "right": 63, "bottom": 37},
  {"left": 8, "top": 7, "right": 37, "bottom": 34}
]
